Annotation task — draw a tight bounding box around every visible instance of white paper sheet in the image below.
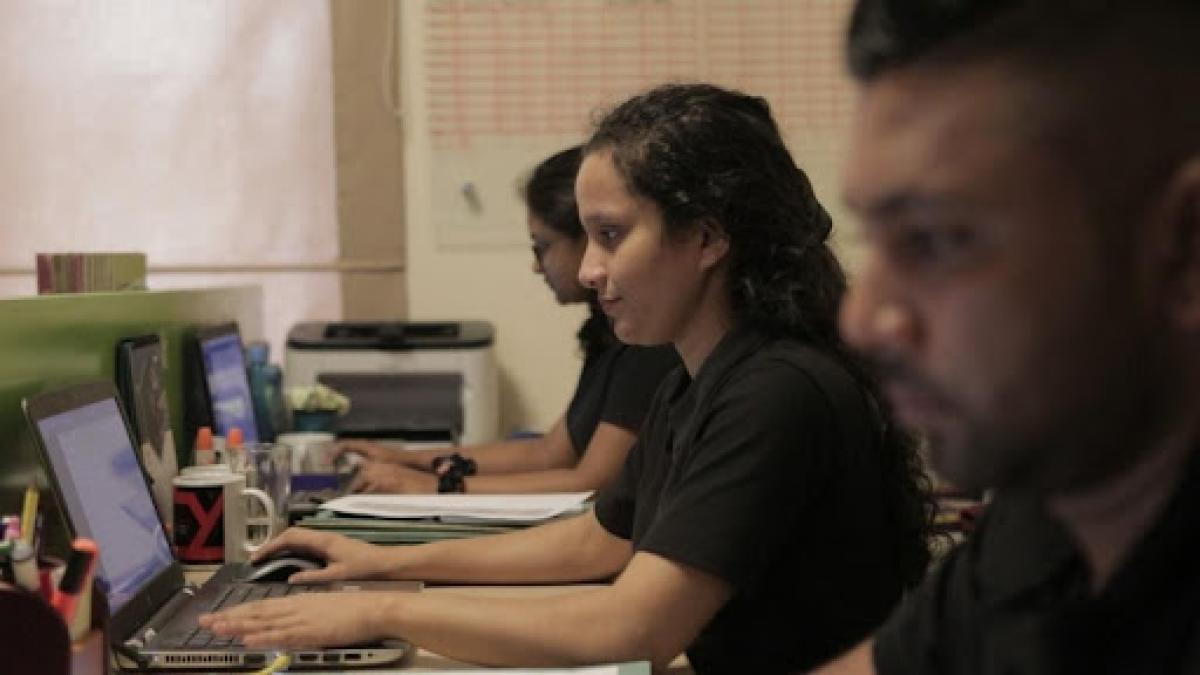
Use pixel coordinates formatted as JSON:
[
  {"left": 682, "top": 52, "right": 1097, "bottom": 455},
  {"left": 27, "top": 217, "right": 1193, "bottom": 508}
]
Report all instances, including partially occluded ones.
[{"left": 321, "top": 492, "right": 593, "bottom": 523}]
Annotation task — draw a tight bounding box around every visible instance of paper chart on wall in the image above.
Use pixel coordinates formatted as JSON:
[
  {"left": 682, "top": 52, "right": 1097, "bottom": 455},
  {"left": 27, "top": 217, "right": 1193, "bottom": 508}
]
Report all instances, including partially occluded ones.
[{"left": 414, "top": 0, "right": 856, "bottom": 250}]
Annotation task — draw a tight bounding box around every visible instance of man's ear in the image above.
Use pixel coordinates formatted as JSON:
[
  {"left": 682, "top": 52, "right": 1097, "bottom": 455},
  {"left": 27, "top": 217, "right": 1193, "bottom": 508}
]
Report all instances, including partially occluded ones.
[
  {"left": 1161, "top": 156, "right": 1200, "bottom": 329},
  {"left": 696, "top": 217, "right": 730, "bottom": 271}
]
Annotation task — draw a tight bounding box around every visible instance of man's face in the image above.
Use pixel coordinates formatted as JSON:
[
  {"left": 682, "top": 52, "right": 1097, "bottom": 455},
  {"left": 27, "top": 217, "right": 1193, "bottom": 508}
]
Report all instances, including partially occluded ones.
[{"left": 840, "top": 64, "right": 1167, "bottom": 493}]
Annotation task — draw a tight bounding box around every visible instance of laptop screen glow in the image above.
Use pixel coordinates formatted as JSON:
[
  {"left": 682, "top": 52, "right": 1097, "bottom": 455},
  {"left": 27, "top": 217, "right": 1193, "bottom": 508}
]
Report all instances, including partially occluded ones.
[
  {"left": 37, "top": 398, "right": 175, "bottom": 613},
  {"left": 199, "top": 331, "right": 259, "bottom": 443}
]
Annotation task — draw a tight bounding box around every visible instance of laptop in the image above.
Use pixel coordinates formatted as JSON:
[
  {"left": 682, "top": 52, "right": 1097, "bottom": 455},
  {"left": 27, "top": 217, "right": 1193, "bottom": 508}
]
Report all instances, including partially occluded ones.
[{"left": 24, "top": 380, "right": 413, "bottom": 670}]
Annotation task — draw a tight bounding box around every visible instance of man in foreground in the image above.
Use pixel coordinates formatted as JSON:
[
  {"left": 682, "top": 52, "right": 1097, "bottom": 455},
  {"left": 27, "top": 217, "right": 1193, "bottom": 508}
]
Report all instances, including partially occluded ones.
[{"left": 822, "top": 1, "right": 1200, "bottom": 672}]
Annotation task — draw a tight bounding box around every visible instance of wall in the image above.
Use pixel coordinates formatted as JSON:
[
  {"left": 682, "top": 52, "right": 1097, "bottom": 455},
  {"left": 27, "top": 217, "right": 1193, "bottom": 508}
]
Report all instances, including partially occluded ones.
[
  {"left": 398, "top": 0, "right": 861, "bottom": 434},
  {"left": 331, "top": 0, "right": 409, "bottom": 321}
]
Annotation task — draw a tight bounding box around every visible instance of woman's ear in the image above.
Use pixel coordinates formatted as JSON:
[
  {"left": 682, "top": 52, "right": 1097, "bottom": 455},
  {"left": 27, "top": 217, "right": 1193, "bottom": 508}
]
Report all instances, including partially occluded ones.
[{"left": 696, "top": 217, "right": 730, "bottom": 271}]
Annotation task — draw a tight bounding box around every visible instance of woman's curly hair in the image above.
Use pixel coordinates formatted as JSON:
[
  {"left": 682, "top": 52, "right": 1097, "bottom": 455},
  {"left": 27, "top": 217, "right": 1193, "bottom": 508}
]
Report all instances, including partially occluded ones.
[{"left": 585, "top": 83, "right": 933, "bottom": 586}]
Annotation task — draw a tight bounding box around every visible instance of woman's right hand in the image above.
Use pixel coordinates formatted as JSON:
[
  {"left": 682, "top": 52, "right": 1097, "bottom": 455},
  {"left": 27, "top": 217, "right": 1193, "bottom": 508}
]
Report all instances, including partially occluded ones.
[
  {"left": 251, "top": 528, "right": 400, "bottom": 583},
  {"left": 336, "top": 439, "right": 427, "bottom": 469}
]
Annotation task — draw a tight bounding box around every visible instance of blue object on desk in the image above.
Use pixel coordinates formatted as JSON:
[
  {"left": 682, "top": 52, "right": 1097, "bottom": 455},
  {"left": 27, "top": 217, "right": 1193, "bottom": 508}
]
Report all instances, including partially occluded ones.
[{"left": 291, "top": 473, "right": 341, "bottom": 491}]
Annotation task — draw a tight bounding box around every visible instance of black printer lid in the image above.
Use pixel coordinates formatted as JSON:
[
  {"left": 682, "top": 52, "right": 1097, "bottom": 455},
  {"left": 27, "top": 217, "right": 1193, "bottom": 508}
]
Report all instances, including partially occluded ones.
[{"left": 287, "top": 321, "right": 494, "bottom": 351}]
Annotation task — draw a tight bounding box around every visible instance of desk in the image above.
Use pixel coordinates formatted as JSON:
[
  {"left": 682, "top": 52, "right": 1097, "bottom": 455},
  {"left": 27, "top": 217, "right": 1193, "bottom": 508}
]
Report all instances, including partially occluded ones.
[{"left": 181, "top": 569, "right": 692, "bottom": 672}]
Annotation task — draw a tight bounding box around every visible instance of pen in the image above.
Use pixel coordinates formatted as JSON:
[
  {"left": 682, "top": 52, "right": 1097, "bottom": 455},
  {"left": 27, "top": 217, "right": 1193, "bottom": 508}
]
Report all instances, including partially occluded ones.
[
  {"left": 21, "top": 484, "right": 38, "bottom": 545},
  {"left": 52, "top": 538, "right": 97, "bottom": 640}
]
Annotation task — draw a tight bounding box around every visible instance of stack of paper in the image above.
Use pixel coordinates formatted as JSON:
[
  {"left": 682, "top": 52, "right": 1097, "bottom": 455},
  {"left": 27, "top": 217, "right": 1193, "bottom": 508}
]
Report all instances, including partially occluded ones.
[
  {"left": 297, "top": 513, "right": 529, "bottom": 545},
  {"left": 320, "top": 492, "right": 593, "bottom": 523}
]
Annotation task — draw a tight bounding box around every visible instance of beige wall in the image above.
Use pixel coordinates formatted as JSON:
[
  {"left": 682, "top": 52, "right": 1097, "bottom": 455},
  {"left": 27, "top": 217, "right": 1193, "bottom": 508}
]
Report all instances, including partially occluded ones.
[
  {"left": 399, "top": 2, "right": 587, "bottom": 435},
  {"left": 330, "top": 0, "right": 408, "bottom": 321}
]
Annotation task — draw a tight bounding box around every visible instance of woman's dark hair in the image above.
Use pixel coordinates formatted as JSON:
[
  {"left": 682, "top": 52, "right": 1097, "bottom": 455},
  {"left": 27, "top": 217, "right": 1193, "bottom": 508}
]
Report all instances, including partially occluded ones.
[
  {"left": 584, "top": 83, "right": 933, "bottom": 586},
  {"left": 521, "top": 145, "right": 613, "bottom": 360},
  {"left": 522, "top": 145, "right": 585, "bottom": 239}
]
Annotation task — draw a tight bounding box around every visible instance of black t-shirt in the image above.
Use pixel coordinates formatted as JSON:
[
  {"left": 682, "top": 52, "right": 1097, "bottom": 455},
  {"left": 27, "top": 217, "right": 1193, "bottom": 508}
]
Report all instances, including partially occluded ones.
[
  {"left": 594, "top": 326, "right": 911, "bottom": 673},
  {"left": 564, "top": 318, "right": 678, "bottom": 456},
  {"left": 874, "top": 446, "right": 1200, "bottom": 675}
]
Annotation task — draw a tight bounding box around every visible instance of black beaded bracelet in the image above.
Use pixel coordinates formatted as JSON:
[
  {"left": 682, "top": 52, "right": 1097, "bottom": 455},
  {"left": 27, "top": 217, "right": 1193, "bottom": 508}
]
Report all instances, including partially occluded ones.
[{"left": 437, "top": 467, "right": 466, "bottom": 493}]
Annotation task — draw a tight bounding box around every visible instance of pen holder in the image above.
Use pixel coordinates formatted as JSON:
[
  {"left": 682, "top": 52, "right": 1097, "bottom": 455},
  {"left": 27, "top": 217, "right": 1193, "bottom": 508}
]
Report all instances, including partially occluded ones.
[{"left": 0, "top": 578, "right": 108, "bottom": 675}]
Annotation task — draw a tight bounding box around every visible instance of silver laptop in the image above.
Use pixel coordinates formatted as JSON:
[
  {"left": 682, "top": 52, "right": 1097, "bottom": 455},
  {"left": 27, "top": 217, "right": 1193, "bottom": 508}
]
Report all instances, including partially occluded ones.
[{"left": 24, "top": 380, "right": 413, "bottom": 670}]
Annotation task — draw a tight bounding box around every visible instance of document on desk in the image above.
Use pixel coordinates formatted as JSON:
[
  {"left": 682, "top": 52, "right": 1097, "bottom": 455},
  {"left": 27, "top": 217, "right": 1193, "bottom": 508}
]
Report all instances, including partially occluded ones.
[{"left": 320, "top": 492, "right": 593, "bottom": 523}]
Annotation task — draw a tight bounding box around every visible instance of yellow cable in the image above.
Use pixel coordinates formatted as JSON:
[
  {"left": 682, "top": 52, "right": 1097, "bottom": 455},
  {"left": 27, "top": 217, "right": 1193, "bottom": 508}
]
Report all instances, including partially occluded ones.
[{"left": 252, "top": 653, "right": 291, "bottom": 675}]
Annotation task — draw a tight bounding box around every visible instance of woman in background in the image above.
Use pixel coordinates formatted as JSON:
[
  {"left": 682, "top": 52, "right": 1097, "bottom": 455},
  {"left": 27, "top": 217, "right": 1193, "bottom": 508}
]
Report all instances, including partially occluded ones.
[
  {"left": 340, "top": 146, "right": 678, "bottom": 494},
  {"left": 205, "top": 84, "right": 930, "bottom": 673}
]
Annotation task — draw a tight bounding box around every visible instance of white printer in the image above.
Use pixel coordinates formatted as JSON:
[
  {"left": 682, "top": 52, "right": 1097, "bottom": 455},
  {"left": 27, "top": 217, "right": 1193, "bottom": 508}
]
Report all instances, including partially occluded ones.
[{"left": 284, "top": 321, "right": 498, "bottom": 445}]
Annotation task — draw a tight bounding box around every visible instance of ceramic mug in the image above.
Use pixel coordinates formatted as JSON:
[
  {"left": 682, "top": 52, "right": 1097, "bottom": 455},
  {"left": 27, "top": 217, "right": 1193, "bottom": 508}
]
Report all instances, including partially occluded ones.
[{"left": 172, "top": 471, "right": 275, "bottom": 563}]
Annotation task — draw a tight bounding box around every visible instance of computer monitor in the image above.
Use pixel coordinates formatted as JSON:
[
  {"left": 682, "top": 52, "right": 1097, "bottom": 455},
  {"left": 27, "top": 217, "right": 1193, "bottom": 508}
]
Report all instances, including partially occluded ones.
[
  {"left": 25, "top": 382, "right": 177, "bottom": 615},
  {"left": 194, "top": 323, "right": 259, "bottom": 444},
  {"left": 115, "top": 333, "right": 179, "bottom": 523}
]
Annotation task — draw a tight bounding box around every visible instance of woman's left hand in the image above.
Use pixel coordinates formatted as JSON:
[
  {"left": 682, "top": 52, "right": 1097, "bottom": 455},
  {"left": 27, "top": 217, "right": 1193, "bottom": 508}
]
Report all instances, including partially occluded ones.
[
  {"left": 200, "top": 593, "right": 396, "bottom": 648},
  {"left": 350, "top": 460, "right": 439, "bottom": 493}
]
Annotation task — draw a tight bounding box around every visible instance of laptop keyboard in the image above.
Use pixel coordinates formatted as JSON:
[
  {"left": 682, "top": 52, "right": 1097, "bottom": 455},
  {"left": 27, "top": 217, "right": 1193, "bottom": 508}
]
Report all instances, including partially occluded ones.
[{"left": 167, "top": 584, "right": 329, "bottom": 649}]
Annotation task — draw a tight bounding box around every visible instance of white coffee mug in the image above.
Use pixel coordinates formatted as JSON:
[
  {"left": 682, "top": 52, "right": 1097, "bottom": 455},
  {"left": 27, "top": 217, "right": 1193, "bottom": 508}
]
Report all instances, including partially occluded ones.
[{"left": 172, "top": 471, "right": 276, "bottom": 564}]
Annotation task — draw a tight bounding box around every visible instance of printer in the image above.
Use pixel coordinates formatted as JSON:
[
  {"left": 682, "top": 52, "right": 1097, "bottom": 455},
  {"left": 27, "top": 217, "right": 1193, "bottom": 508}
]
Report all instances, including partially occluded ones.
[{"left": 284, "top": 321, "right": 498, "bottom": 445}]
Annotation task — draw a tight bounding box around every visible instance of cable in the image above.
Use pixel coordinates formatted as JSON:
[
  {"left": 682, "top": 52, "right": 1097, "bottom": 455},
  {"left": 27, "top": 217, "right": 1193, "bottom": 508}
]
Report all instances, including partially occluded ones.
[{"left": 252, "top": 652, "right": 291, "bottom": 675}]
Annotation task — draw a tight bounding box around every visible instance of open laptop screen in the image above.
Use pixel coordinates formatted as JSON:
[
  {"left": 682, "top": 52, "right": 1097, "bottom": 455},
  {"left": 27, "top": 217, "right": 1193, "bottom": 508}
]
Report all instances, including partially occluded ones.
[
  {"left": 199, "top": 329, "right": 259, "bottom": 444},
  {"left": 36, "top": 397, "right": 175, "bottom": 612}
]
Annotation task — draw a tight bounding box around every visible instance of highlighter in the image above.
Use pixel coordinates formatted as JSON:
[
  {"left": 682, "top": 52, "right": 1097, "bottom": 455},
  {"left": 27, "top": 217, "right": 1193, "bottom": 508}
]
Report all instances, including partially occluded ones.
[
  {"left": 52, "top": 538, "right": 98, "bottom": 640},
  {"left": 21, "top": 484, "right": 39, "bottom": 545}
]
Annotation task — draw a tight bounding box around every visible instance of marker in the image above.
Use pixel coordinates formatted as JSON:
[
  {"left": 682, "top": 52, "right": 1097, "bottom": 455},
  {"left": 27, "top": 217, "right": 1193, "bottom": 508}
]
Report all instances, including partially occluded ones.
[
  {"left": 53, "top": 539, "right": 98, "bottom": 640},
  {"left": 21, "top": 484, "right": 38, "bottom": 545}
]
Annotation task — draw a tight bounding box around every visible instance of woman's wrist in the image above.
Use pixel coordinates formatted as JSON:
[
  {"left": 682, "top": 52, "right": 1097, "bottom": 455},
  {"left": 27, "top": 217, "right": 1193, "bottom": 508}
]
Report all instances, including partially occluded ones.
[
  {"left": 369, "top": 592, "right": 411, "bottom": 639},
  {"left": 379, "top": 546, "right": 415, "bottom": 580}
]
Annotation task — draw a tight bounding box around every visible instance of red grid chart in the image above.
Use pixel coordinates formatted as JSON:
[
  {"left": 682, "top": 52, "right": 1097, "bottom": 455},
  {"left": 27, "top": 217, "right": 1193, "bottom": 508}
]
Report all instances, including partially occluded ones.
[{"left": 424, "top": 0, "right": 855, "bottom": 151}]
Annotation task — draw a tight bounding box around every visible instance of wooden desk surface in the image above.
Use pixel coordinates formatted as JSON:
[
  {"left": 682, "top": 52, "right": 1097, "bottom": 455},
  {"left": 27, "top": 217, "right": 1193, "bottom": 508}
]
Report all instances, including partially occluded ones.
[{"left": 181, "top": 568, "right": 692, "bottom": 672}]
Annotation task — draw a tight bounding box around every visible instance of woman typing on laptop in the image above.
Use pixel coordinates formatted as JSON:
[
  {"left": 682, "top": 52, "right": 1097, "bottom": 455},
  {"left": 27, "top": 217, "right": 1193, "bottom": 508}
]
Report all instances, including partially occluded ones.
[
  {"left": 202, "top": 84, "right": 932, "bottom": 673},
  {"left": 338, "top": 145, "right": 678, "bottom": 495}
]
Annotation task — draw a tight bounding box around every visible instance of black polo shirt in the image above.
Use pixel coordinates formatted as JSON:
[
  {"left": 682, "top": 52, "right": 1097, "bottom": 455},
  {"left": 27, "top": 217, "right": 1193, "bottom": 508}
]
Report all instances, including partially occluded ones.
[
  {"left": 564, "top": 328, "right": 678, "bottom": 456},
  {"left": 594, "top": 326, "right": 912, "bottom": 673},
  {"left": 874, "top": 446, "right": 1200, "bottom": 675}
]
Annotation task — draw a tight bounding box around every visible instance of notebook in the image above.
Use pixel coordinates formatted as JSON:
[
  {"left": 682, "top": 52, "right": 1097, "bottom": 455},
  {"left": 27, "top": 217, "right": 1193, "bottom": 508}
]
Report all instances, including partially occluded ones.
[{"left": 24, "top": 380, "right": 413, "bottom": 670}]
